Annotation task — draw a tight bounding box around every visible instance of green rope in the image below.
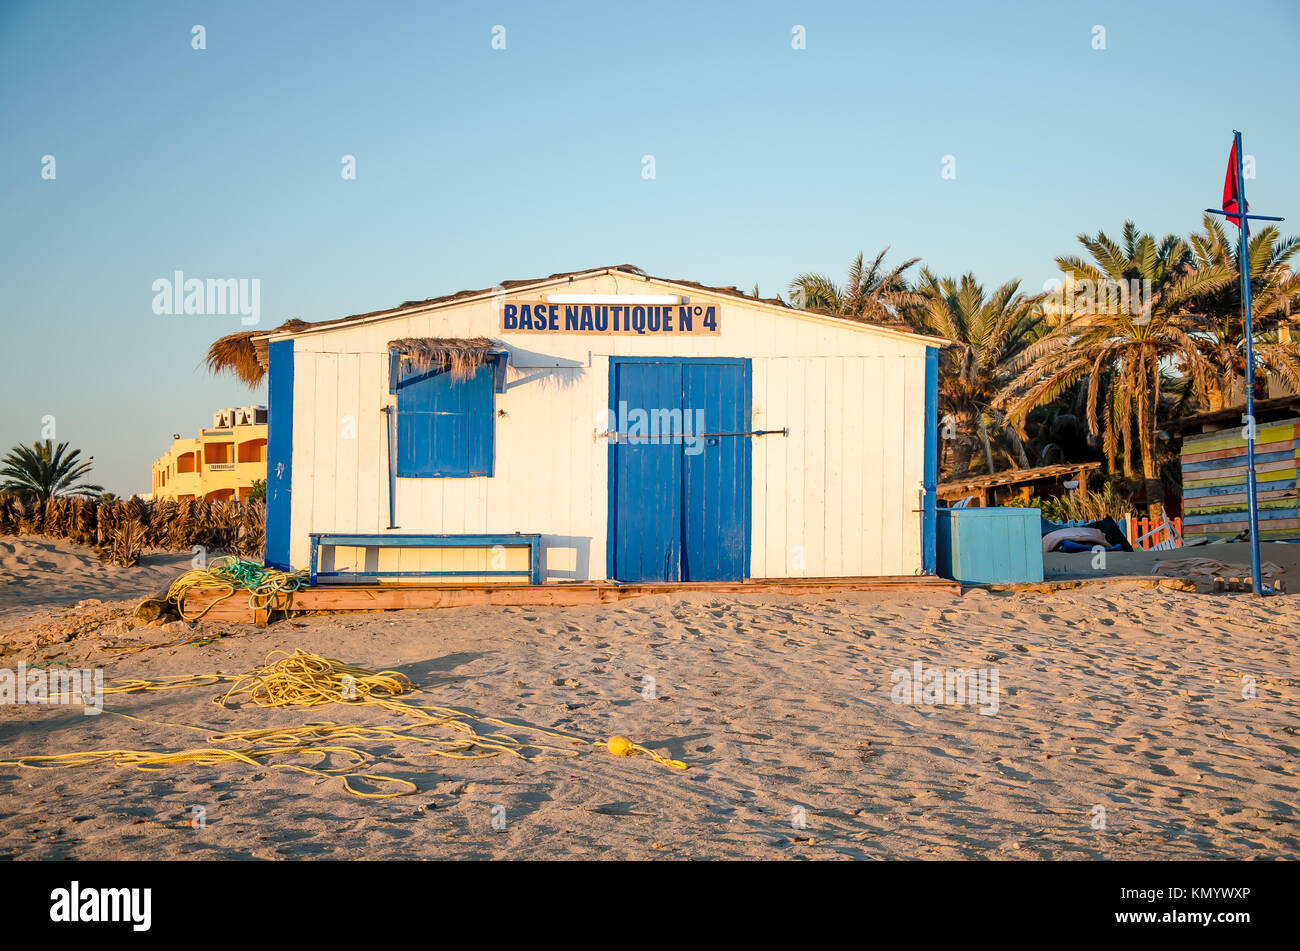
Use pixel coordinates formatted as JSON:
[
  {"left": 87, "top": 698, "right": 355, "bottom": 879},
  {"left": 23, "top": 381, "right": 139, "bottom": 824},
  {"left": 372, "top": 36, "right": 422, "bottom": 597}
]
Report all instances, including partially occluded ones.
[
  {"left": 207, "top": 557, "right": 307, "bottom": 610},
  {"left": 167, "top": 557, "right": 309, "bottom": 621}
]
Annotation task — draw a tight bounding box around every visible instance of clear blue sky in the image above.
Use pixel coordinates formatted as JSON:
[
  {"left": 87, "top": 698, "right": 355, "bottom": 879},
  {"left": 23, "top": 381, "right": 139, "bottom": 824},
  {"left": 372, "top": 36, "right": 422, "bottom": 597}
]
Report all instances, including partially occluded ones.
[{"left": 2, "top": 0, "right": 1297, "bottom": 493}]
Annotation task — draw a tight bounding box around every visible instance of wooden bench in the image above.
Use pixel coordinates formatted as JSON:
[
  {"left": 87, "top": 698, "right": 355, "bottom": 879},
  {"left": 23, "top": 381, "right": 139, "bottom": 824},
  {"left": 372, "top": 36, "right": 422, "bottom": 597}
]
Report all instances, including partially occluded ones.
[{"left": 309, "top": 533, "right": 542, "bottom": 586}]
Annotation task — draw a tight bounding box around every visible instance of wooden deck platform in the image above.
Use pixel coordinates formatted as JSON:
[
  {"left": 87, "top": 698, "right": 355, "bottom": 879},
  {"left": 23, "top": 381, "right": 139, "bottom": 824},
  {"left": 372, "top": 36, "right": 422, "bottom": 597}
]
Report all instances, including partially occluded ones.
[{"left": 181, "top": 575, "right": 960, "bottom": 626}]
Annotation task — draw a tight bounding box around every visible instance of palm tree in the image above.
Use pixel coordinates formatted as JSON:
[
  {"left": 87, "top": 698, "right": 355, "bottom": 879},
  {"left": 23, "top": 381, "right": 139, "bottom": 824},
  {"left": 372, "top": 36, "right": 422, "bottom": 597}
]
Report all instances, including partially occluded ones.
[
  {"left": 904, "top": 270, "right": 1046, "bottom": 478},
  {"left": 1026, "top": 400, "right": 1094, "bottom": 467},
  {"left": 1186, "top": 213, "right": 1300, "bottom": 409},
  {"left": 0, "top": 440, "right": 102, "bottom": 501},
  {"left": 997, "top": 223, "right": 1235, "bottom": 519},
  {"left": 789, "top": 247, "right": 922, "bottom": 324}
]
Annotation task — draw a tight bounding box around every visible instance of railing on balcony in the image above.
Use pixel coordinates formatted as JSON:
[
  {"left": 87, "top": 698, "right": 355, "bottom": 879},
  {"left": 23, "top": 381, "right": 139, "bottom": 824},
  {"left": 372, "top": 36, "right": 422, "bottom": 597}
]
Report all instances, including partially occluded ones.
[{"left": 207, "top": 463, "right": 236, "bottom": 471}]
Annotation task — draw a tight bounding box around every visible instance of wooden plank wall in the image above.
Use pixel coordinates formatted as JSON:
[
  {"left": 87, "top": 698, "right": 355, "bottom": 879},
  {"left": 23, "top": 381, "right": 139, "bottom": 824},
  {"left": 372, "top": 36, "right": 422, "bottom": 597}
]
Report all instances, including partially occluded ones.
[{"left": 1181, "top": 417, "right": 1300, "bottom": 539}]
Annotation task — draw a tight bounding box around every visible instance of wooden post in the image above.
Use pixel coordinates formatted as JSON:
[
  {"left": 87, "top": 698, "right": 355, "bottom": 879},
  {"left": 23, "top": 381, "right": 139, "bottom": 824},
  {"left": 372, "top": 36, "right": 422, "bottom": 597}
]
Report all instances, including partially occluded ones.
[{"left": 133, "top": 575, "right": 183, "bottom": 622}]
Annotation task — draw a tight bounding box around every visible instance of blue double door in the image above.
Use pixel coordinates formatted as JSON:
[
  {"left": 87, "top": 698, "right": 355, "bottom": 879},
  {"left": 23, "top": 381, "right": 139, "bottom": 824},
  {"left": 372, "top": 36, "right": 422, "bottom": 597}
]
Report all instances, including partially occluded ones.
[{"left": 609, "top": 358, "right": 751, "bottom": 582}]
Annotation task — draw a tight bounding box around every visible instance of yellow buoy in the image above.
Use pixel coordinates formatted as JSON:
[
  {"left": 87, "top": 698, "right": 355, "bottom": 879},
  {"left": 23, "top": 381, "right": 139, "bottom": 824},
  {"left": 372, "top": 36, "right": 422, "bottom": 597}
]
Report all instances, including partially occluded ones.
[{"left": 604, "top": 735, "right": 687, "bottom": 769}]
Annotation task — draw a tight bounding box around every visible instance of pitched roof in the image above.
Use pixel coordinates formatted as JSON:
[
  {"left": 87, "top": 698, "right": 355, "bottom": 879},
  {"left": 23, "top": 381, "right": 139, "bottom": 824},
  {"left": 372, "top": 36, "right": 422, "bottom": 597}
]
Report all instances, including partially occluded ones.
[
  {"left": 252, "top": 265, "right": 949, "bottom": 347},
  {"left": 1164, "top": 394, "right": 1300, "bottom": 434}
]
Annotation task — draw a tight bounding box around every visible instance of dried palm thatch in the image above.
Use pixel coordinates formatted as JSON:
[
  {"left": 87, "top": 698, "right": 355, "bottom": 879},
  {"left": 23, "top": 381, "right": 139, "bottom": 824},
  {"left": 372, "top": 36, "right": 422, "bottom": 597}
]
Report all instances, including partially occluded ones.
[
  {"left": 99, "top": 519, "right": 145, "bottom": 567},
  {"left": 164, "top": 498, "right": 191, "bottom": 550},
  {"left": 207, "top": 499, "right": 235, "bottom": 551},
  {"left": 0, "top": 498, "right": 18, "bottom": 535},
  {"left": 1, "top": 493, "right": 267, "bottom": 561},
  {"left": 73, "top": 498, "right": 97, "bottom": 546},
  {"left": 388, "top": 337, "right": 500, "bottom": 382},
  {"left": 95, "top": 501, "right": 116, "bottom": 548},
  {"left": 206, "top": 318, "right": 312, "bottom": 386},
  {"left": 188, "top": 499, "right": 210, "bottom": 549},
  {"left": 148, "top": 499, "right": 176, "bottom": 547},
  {"left": 42, "top": 497, "right": 67, "bottom": 538},
  {"left": 16, "top": 499, "right": 41, "bottom": 535},
  {"left": 127, "top": 494, "right": 149, "bottom": 524},
  {"left": 237, "top": 502, "right": 266, "bottom": 558}
]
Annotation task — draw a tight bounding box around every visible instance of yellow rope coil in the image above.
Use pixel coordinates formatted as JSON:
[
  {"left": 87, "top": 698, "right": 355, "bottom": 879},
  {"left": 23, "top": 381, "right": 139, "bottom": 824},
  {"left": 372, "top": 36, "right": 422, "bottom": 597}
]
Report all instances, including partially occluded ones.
[
  {"left": 0, "top": 650, "right": 687, "bottom": 799},
  {"left": 218, "top": 650, "right": 412, "bottom": 708},
  {"left": 141, "top": 557, "right": 308, "bottom": 623}
]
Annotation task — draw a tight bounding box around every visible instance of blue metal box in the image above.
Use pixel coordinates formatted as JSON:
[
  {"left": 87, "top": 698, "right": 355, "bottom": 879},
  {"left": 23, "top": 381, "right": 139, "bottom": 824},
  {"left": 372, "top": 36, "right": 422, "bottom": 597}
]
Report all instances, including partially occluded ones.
[{"left": 936, "top": 507, "right": 1044, "bottom": 584}]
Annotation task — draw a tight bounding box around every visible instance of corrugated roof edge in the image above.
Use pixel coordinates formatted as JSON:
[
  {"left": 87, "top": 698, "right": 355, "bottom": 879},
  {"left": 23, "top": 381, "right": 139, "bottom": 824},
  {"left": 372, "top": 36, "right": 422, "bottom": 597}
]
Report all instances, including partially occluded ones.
[{"left": 251, "top": 265, "right": 951, "bottom": 347}]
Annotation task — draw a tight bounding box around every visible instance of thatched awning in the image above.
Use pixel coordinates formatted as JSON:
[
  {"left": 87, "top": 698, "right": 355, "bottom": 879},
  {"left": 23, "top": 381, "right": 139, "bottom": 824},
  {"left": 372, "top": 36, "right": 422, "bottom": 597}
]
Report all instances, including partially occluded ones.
[
  {"left": 206, "top": 319, "right": 311, "bottom": 387},
  {"left": 388, "top": 337, "right": 503, "bottom": 382}
]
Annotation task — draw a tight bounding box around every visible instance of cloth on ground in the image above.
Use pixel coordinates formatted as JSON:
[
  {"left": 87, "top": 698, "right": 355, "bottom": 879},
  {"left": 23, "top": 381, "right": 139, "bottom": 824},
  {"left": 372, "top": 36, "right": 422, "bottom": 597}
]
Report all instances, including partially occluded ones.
[
  {"left": 1042, "top": 527, "right": 1111, "bottom": 553},
  {"left": 1057, "top": 539, "right": 1122, "bottom": 554},
  {"left": 1040, "top": 515, "right": 1133, "bottom": 552}
]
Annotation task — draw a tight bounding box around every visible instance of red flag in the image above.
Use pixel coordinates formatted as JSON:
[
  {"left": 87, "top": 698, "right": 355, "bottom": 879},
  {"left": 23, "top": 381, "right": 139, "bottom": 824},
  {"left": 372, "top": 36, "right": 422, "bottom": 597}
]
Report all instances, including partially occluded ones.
[{"left": 1223, "top": 140, "right": 1248, "bottom": 227}]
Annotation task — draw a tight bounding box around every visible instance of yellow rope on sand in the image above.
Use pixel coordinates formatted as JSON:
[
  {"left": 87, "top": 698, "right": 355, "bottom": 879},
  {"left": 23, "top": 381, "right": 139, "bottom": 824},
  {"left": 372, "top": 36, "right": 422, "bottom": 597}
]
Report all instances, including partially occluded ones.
[
  {"left": 2, "top": 744, "right": 417, "bottom": 799},
  {"left": 218, "top": 650, "right": 412, "bottom": 709},
  {"left": 104, "top": 674, "right": 230, "bottom": 694},
  {"left": 0, "top": 650, "right": 688, "bottom": 799},
  {"left": 142, "top": 557, "right": 308, "bottom": 623}
]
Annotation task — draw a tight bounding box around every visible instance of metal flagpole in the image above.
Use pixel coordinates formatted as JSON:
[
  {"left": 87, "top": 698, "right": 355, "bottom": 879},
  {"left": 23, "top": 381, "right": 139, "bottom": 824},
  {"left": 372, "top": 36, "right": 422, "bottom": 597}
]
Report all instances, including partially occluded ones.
[
  {"left": 1234, "top": 131, "right": 1264, "bottom": 596},
  {"left": 1205, "top": 131, "right": 1285, "bottom": 595}
]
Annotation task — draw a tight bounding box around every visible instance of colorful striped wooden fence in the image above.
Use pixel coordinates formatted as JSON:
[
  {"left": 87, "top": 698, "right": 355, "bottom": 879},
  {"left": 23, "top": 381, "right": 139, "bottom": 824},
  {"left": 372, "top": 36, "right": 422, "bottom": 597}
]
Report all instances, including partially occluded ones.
[{"left": 1179, "top": 416, "right": 1300, "bottom": 541}]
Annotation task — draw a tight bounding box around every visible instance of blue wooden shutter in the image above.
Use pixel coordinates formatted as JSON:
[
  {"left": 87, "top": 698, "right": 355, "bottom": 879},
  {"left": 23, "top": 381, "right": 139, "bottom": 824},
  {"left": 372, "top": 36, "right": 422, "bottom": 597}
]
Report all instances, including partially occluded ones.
[{"left": 394, "top": 360, "right": 495, "bottom": 477}]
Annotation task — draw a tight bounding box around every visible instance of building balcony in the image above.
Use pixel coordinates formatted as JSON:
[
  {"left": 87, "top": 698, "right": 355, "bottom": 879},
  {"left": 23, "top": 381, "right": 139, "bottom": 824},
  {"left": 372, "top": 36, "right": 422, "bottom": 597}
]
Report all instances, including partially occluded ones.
[
  {"left": 165, "top": 471, "right": 202, "bottom": 499},
  {"left": 152, "top": 420, "right": 268, "bottom": 502}
]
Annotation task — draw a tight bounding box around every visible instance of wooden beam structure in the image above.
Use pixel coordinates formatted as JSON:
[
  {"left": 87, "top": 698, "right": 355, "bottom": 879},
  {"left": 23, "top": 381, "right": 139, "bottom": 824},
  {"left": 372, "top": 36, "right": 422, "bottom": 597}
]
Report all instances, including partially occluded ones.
[
  {"left": 1165, "top": 394, "right": 1300, "bottom": 435},
  {"left": 181, "top": 576, "right": 961, "bottom": 626},
  {"left": 937, "top": 462, "right": 1102, "bottom": 504}
]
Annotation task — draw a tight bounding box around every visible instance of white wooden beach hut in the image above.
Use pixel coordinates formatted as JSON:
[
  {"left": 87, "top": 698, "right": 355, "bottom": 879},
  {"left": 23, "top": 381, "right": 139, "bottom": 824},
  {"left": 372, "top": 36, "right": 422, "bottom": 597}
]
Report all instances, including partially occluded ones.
[{"left": 256, "top": 266, "right": 946, "bottom": 587}]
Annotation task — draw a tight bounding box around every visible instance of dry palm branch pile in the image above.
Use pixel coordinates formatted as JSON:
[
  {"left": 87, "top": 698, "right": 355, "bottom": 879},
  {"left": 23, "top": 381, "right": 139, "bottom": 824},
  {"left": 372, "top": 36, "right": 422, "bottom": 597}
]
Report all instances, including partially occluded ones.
[{"left": 0, "top": 495, "right": 265, "bottom": 567}]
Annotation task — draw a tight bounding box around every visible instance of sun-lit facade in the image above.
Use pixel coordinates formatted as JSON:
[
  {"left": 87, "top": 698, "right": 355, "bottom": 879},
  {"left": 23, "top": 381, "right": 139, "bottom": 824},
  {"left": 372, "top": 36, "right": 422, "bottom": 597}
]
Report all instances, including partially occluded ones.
[{"left": 151, "top": 406, "right": 268, "bottom": 501}]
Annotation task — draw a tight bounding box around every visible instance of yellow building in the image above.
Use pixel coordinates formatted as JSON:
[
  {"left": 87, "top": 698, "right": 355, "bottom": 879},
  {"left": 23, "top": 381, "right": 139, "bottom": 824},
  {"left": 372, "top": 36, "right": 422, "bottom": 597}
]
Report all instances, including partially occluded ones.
[{"left": 152, "top": 406, "right": 268, "bottom": 501}]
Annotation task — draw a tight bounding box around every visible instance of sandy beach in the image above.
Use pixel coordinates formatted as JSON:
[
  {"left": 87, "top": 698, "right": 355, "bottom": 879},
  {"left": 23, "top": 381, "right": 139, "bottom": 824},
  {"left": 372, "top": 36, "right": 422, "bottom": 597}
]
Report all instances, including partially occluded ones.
[
  {"left": 0, "top": 539, "right": 1295, "bottom": 860},
  {"left": 1045, "top": 541, "right": 1300, "bottom": 584},
  {"left": 0, "top": 538, "right": 194, "bottom": 624}
]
